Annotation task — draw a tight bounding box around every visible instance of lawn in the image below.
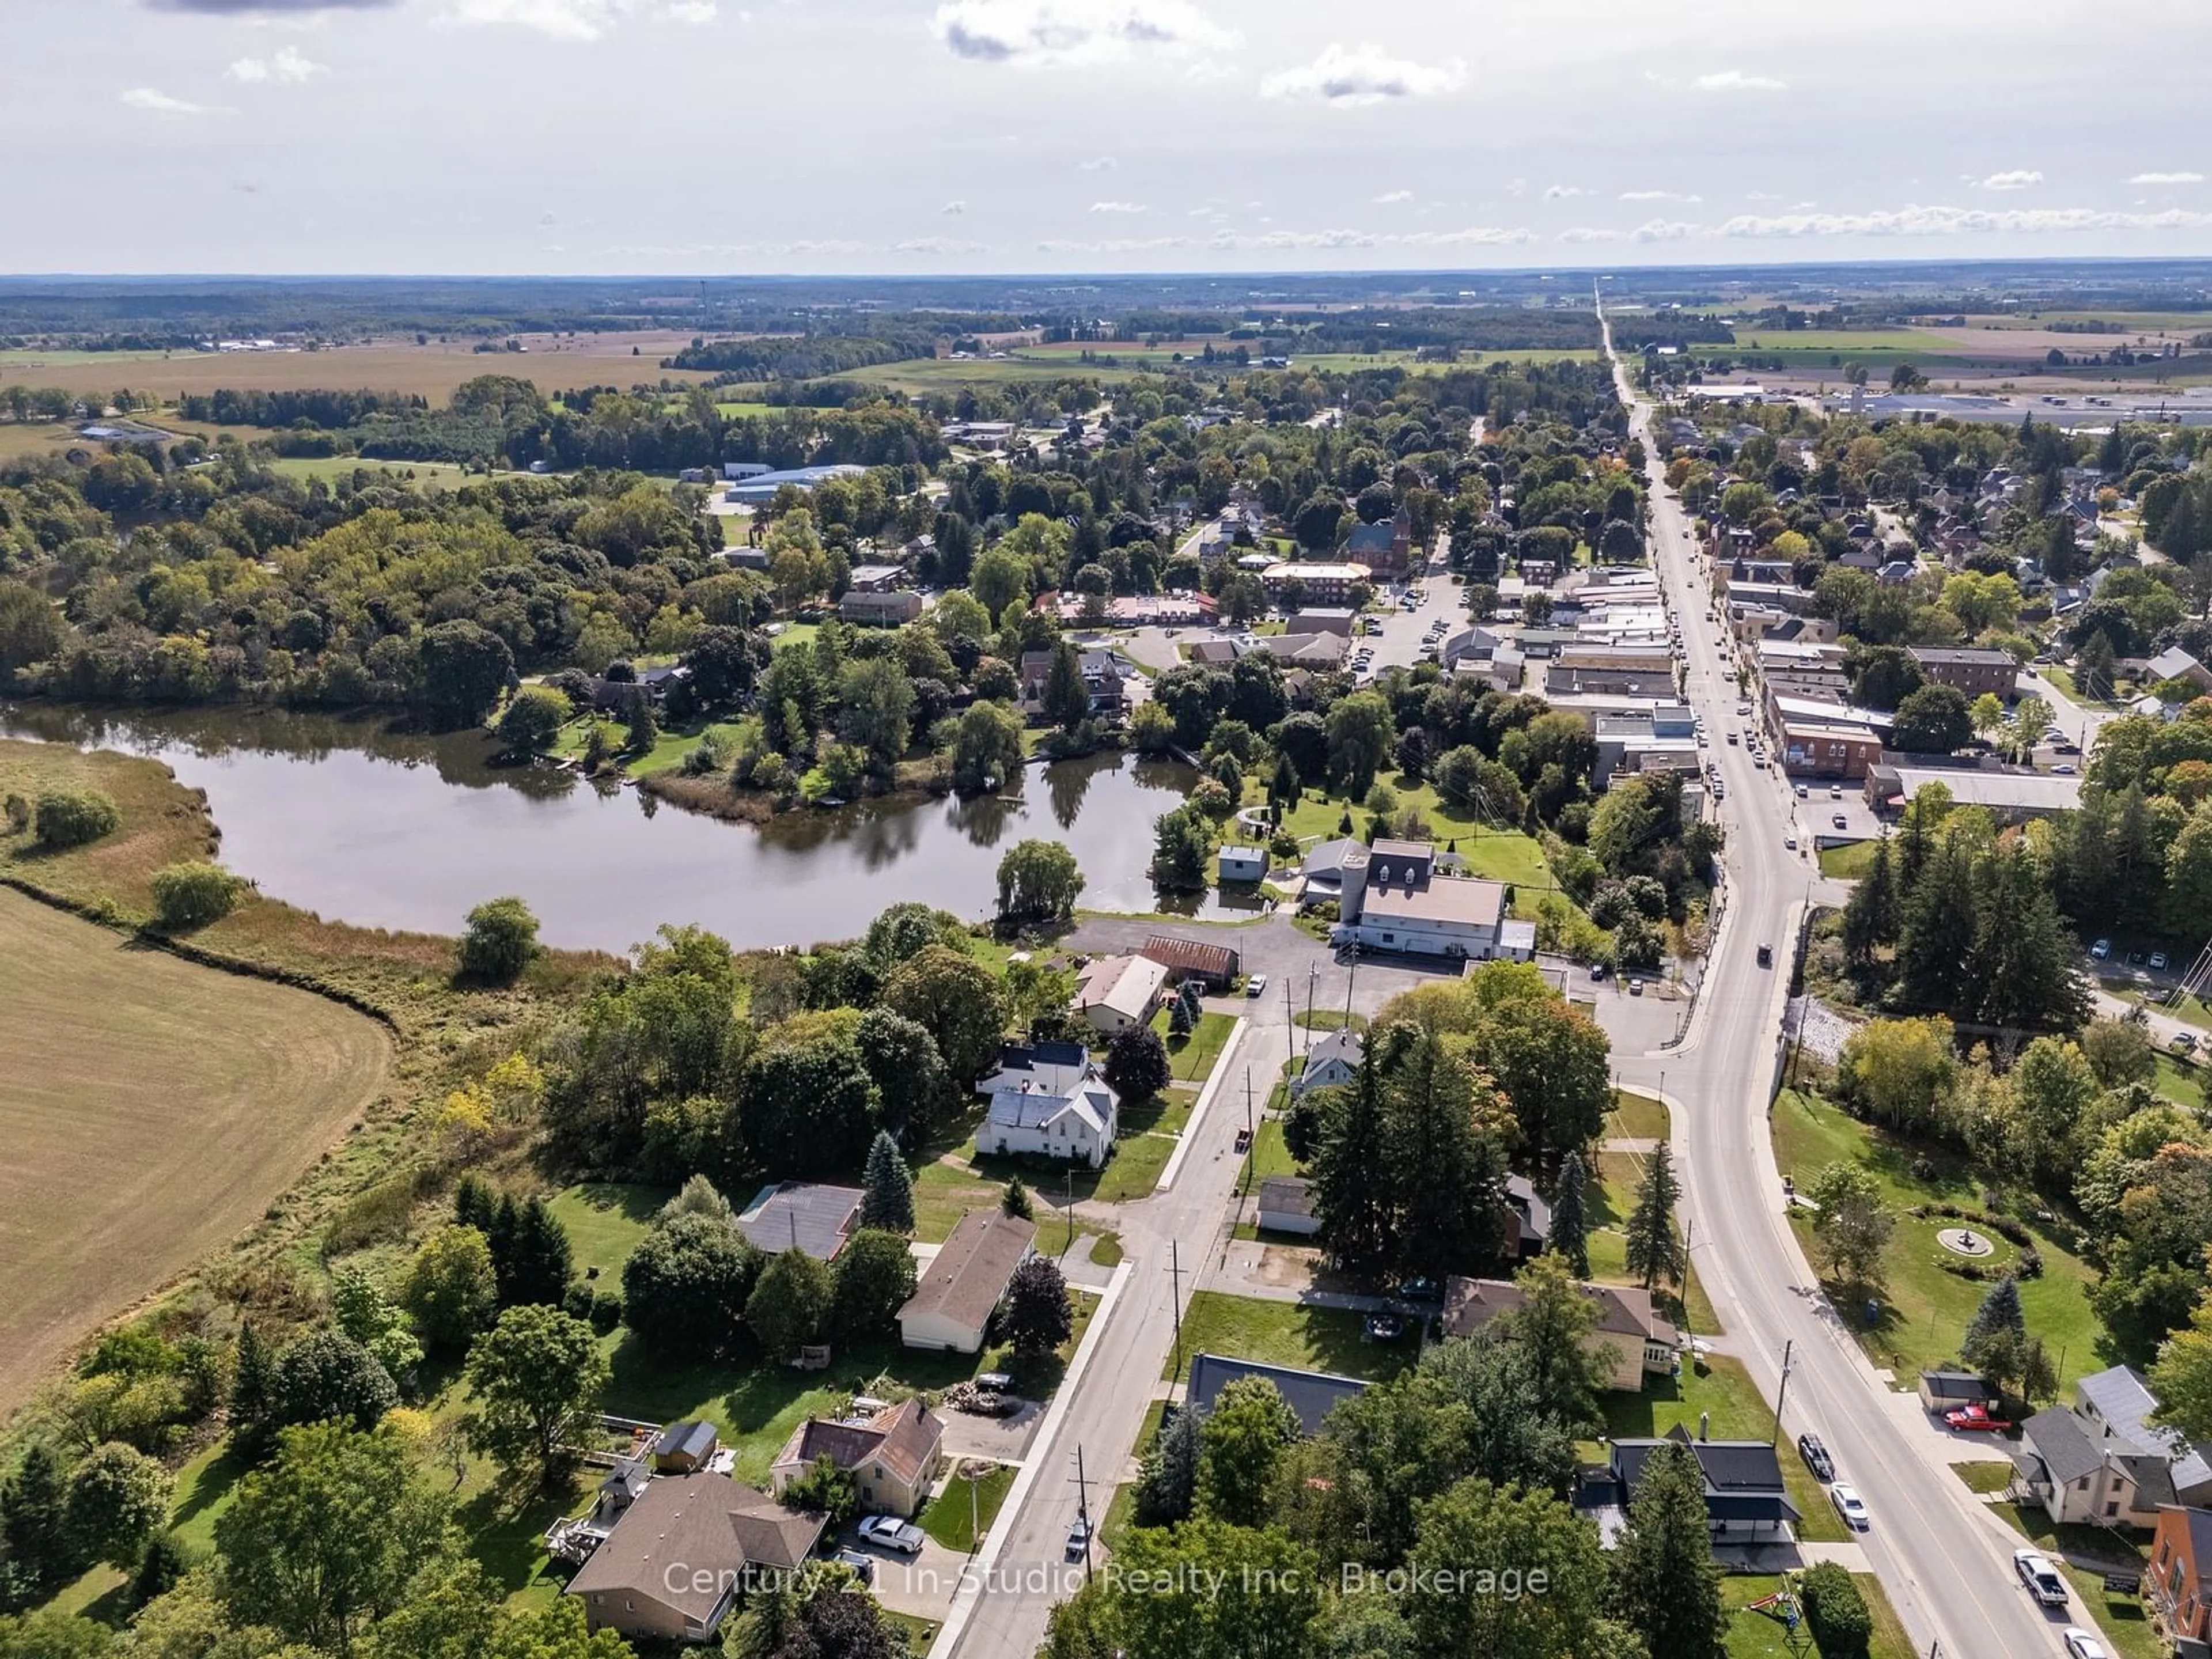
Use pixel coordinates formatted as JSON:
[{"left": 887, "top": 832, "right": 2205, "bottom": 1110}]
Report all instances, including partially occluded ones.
[
  {"left": 1771, "top": 1090, "right": 2101, "bottom": 1390},
  {"left": 547, "top": 1181, "right": 668, "bottom": 1281},
  {"left": 911, "top": 1152, "right": 1005, "bottom": 1243},
  {"left": 0, "top": 883, "right": 392, "bottom": 1417},
  {"left": 1240, "top": 1117, "right": 1300, "bottom": 1186},
  {"left": 1607, "top": 1089, "right": 1669, "bottom": 1143},
  {"left": 267, "top": 455, "right": 480, "bottom": 490},
  {"left": 1952, "top": 1460, "right": 2016, "bottom": 1495},
  {"left": 1597, "top": 1354, "right": 1845, "bottom": 1542},
  {"left": 918, "top": 1461, "right": 1016, "bottom": 1553},
  {"left": 1151, "top": 1007, "right": 1237, "bottom": 1087},
  {"left": 1990, "top": 1501, "right": 2162, "bottom": 1659},
  {"left": 1817, "top": 839, "right": 1881, "bottom": 880},
  {"left": 1722, "top": 1574, "right": 1916, "bottom": 1659},
  {"left": 2156, "top": 1054, "right": 2206, "bottom": 1111},
  {"left": 1163, "top": 1290, "right": 1415, "bottom": 1385},
  {"left": 1276, "top": 785, "right": 1560, "bottom": 896},
  {"left": 1586, "top": 1140, "right": 1721, "bottom": 1338}
]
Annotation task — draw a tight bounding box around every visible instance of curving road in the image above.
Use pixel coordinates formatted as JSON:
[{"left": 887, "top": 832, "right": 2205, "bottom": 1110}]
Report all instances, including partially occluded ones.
[{"left": 1599, "top": 300, "right": 2072, "bottom": 1658}]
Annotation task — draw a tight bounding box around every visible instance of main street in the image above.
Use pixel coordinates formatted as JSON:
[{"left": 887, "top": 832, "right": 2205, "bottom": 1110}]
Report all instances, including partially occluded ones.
[{"left": 1599, "top": 301, "right": 2068, "bottom": 1657}]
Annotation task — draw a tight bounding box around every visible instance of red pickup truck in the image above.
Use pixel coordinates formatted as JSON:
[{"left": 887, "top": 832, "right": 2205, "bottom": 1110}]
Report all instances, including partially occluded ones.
[{"left": 1944, "top": 1403, "right": 2014, "bottom": 1433}]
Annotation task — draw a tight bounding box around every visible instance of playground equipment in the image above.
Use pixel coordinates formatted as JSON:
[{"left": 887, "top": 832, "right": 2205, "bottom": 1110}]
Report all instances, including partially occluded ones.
[{"left": 1745, "top": 1571, "right": 1815, "bottom": 1654}]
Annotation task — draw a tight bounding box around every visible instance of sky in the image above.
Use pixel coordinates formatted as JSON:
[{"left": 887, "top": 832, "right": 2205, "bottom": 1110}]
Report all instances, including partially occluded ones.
[{"left": 7, "top": 0, "right": 2212, "bottom": 275}]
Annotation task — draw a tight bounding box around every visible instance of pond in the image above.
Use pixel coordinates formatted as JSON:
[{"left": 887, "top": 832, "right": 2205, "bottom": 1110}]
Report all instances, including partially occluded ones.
[{"left": 0, "top": 703, "right": 1263, "bottom": 954}]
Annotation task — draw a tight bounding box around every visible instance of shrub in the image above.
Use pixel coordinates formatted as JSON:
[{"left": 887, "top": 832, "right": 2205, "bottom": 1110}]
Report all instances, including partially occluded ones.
[
  {"left": 33, "top": 787, "right": 120, "bottom": 849},
  {"left": 149, "top": 862, "right": 244, "bottom": 931},
  {"left": 1799, "top": 1562, "right": 1871, "bottom": 1658}
]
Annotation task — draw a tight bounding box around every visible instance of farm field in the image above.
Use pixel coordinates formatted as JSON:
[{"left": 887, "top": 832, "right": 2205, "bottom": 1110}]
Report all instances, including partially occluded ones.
[
  {"left": 0, "top": 329, "right": 714, "bottom": 403},
  {"left": 267, "top": 455, "right": 482, "bottom": 489},
  {"left": 0, "top": 887, "right": 391, "bottom": 1414}
]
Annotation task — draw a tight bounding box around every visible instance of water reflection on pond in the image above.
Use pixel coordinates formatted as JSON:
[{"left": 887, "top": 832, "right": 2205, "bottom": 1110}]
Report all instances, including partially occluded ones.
[{"left": 0, "top": 703, "right": 1261, "bottom": 953}]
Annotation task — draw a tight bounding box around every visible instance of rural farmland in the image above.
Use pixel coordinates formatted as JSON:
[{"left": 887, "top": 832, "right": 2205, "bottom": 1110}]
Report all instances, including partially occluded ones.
[{"left": 0, "top": 889, "right": 391, "bottom": 1415}]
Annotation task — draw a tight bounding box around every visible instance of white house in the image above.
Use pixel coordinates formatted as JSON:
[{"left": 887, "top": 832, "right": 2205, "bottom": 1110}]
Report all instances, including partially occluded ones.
[
  {"left": 1332, "top": 839, "right": 1533, "bottom": 963},
  {"left": 1070, "top": 953, "right": 1169, "bottom": 1036},
  {"left": 1293, "top": 1027, "right": 1363, "bottom": 1096},
  {"left": 977, "top": 1041, "right": 1121, "bottom": 1167}
]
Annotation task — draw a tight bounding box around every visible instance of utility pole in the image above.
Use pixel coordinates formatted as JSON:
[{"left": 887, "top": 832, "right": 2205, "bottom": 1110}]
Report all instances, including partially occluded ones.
[
  {"left": 1344, "top": 946, "right": 1358, "bottom": 1025},
  {"left": 1243, "top": 1070, "right": 1256, "bottom": 1192},
  {"left": 1065, "top": 1167, "right": 1074, "bottom": 1253},
  {"left": 1168, "top": 1239, "right": 1184, "bottom": 1380},
  {"left": 1771, "top": 1339, "right": 1794, "bottom": 1448},
  {"left": 1305, "top": 963, "right": 1319, "bottom": 1056},
  {"left": 1073, "top": 1445, "right": 1094, "bottom": 1584}
]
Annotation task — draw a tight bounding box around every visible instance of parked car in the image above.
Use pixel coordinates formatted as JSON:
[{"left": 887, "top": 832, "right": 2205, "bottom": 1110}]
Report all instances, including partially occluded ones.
[
  {"left": 1246, "top": 974, "right": 1268, "bottom": 997},
  {"left": 2128, "top": 950, "right": 2148, "bottom": 967},
  {"left": 2062, "top": 1628, "right": 2111, "bottom": 1659},
  {"left": 1394, "top": 1277, "right": 1443, "bottom": 1306},
  {"left": 2152, "top": 952, "right": 2170, "bottom": 971},
  {"left": 1783, "top": 834, "right": 1798, "bottom": 850},
  {"left": 975, "top": 1372, "right": 1015, "bottom": 1394},
  {"left": 1756, "top": 944, "right": 1774, "bottom": 967},
  {"left": 833, "top": 1548, "right": 877, "bottom": 1584},
  {"left": 1830, "top": 785, "right": 1843, "bottom": 800},
  {"left": 1590, "top": 963, "right": 1608, "bottom": 980},
  {"left": 1363, "top": 1312, "right": 1406, "bottom": 1342},
  {"left": 1833, "top": 814, "right": 1849, "bottom": 830},
  {"left": 1796, "top": 785, "right": 1809, "bottom": 799},
  {"left": 858, "top": 1516, "right": 926, "bottom": 1554},
  {"left": 2013, "top": 1549, "right": 2069, "bottom": 1606},
  {"left": 2090, "top": 938, "right": 2112, "bottom": 960},
  {"left": 1796, "top": 1433, "right": 1835, "bottom": 1482},
  {"left": 2053, "top": 763, "right": 2077, "bottom": 775},
  {"left": 1829, "top": 1482, "right": 1869, "bottom": 1531},
  {"left": 1944, "top": 1403, "right": 2014, "bottom": 1433},
  {"left": 2173, "top": 1033, "right": 2199, "bottom": 1054},
  {"left": 1066, "top": 1518, "right": 1092, "bottom": 1559}
]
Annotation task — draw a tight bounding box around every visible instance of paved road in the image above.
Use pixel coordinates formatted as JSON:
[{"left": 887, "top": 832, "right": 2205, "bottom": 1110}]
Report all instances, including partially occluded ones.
[{"left": 1600, "top": 301, "right": 2074, "bottom": 1659}]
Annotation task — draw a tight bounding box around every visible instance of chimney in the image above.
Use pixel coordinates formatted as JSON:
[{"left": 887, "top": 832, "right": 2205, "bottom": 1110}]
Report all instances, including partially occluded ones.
[{"left": 1698, "top": 1411, "right": 1709, "bottom": 1442}]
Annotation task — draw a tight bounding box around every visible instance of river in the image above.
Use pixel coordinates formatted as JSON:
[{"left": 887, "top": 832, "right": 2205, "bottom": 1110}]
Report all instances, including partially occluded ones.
[{"left": 0, "top": 704, "right": 1263, "bottom": 954}]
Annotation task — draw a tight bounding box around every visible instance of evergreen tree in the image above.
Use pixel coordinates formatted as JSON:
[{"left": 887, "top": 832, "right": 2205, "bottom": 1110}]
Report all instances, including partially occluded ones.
[
  {"left": 128, "top": 1529, "right": 188, "bottom": 1611},
  {"left": 1894, "top": 835, "right": 1979, "bottom": 1013},
  {"left": 230, "top": 1321, "right": 272, "bottom": 1431},
  {"left": 1839, "top": 836, "right": 1899, "bottom": 968},
  {"left": 1132, "top": 1402, "right": 1201, "bottom": 1527},
  {"left": 0, "top": 1442, "right": 76, "bottom": 1604},
  {"left": 1963, "top": 1274, "right": 2026, "bottom": 1361},
  {"left": 486, "top": 1192, "right": 521, "bottom": 1300},
  {"left": 453, "top": 1173, "right": 496, "bottom": 1235},
  {"left": 500, "top": 1196, "right": 573, "bottom": 1308},
  {"left": 1270, "top": 751, "right": 1301, "bottom": 809},
  {"left": 1313, "top": 1045, "right": 1395, "bottom": 1275},
  {"left": 1610, "top": 1440, "right": 1724, "bottom": 1659},
  {"left": 1551, "top": 1150, "right": 1592, "bottom": 1279},
  {"left": 860, "top": 1131, "right": 916, "bottom": 1234},
  {"left": 1168, "top": 995, "right": 1194, "bottom": 1039},
  {"left": 1379, "top": 1024, "right": 1513, "bottom": 1280},
  {"left": 1968, "top": 843, "right": 2094, "bottom": 1031},
  {"left": 1001, "top": 1176, "right": 1032, "bottom": 1219},
  {"left": 1624, "top": 1142, "right": 1685, "bottom": 1292}
]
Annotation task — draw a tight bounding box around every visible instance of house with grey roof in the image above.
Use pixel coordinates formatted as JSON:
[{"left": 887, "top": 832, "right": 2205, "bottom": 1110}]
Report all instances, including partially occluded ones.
[
  {"left": 2013, "top": 1365, "right": 2212, "bottom": 1528},
  {"left": 1292, "top": 1027, "right": 1363, "bottom": 1096},
  {"left": 1575, "top": 1425, "right": 1799, "bottom": 1547},
  {"left": 566, "top": 1474, "right": 826, "bottom": 1643},
  {"left": 736, "top": 1183, "right": 862, "bottom": 1262},
  {"left": 1184, "top": 1353, "right": 1367, "bottom": 1435},
  {"left": 978, "top": 1041, "right": 1120, "bottom": 1167}
]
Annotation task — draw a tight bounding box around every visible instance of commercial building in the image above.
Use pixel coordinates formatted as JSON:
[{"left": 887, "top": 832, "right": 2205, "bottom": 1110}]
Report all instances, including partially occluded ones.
[
  {"left": 839, "top": 589, "right": 923, "bottom": 626},
  {"left": 1259, "top": 562, "right": 1371, "bottom": 603},
  {"left": 1866, "top": 760, "right": 2083, "bottom": 823},
  {"left": 1908, "top": 646, "right": 2020, "bottom": 698},
  {"left": 1283, "top": 607, "right": 1357, "bottom": 637},
  {"left": 722, "top": 464, "right": 866, "bottom": 505},
  {"left": 1335, "top": 839, "right": 1533, "bottom": 963}
]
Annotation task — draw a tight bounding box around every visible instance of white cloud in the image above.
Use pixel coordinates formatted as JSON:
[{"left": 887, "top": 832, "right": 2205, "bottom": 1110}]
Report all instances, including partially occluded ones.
[
  {"left": 2130, "top": 171, "right": 2205, "bottom": 185},
  {"left": 893, "top": 236, "right": 986, "bottom": 255},
  {"left": 1089, "top": 199, "right": 1147, "bottom": 213},
  {"left": 1395, "top": 225, "right": 1536, "bottom": 247},
  {"left": 941, "top": 199, "right": 967, "bottom": 214},
  {"left": 1259, "top": 41, "right": 1467, "bottom": 105},
  {"left": 1035, "top": 235, "right": 1194, "bottom": 253},
  {"left": 1079, "top": 156, "right": 1118, "bottom": 171},
  {"left": 1694, "top": 70, "right": 1786, "bottom": 92},
  {"left": 226, "top": 45, "right": 327, "bottom": 84},
  {"left": 445, "top": 0, "right": 713, "bottom": 40},
  {"left": 1716, "top": 203, "right": 2212, "bottom": 237},
  {"left": 1557, "top": 227, "right": 1622, "bottom": 243},
  {"left": 1631, "top": 218, "right": 1697, "bottom": 241},
  {"left": 1544, "top": 184, "right": 1588, "bottom": 200},
  {"left": 1503, "top": 178, "right": 1527, "bottom": 197},
  {"left": 1620, "top": 189, "right": 1700, "bottom": 203},
  {"left": 1972, "top": 169, "right": 2043, "bottom": 191},
  {"left": 1373, "top": 189, "right": 1414, "bottom": 204},
  {"left": 120, "top": 86, "right": 222, "bottom": 116},
  {"left": 930, "top": 0, "right": 1240, "bottom": 67}
]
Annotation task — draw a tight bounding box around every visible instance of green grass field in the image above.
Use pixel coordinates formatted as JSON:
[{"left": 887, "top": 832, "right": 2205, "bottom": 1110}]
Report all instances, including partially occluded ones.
[
  {"left": 918, "top": 1461, "right": 1016, "bottom": 1552},
  {"left": 1607, "top": 1089, "right": 1669, "bottom": 1142},
  {"left": 1771, "top": 1090, "right": 2100, "bottom": 1389},
  {"left": 1151, "top": 1008, "right": 1237, "bottom": 1087},
  {"left": 547, "top": 1181, "right": 668, "bottom": 1281},
  {"left": 1817, "top": 839, "right": 1881, "bottom": 880},
  {"left": 267, "top": 455, "right": 480, "bottom": 489},
  {"left": 1721, "top": 1573, "right": 1916, "bottom": 1659},
  {"left": 1165, "top": 1290, "right": 1415, "bottom": 1385},
  {"left": 1277, "top": 785, "right": 1559, "bottom": 895}
]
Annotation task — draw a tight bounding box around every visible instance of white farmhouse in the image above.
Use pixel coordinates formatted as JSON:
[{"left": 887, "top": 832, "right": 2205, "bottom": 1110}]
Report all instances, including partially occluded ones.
[{"left": 977, "top": 1041, "right": 1120, "bottom": 1167}]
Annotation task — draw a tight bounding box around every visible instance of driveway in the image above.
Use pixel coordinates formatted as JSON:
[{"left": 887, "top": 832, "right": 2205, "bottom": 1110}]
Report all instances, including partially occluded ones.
[
  {"left": 868, "top": 1532, "right": 971, "bottom": 1626},
  {"left": 1063, "top": 914, "right": 1461, "bottom": 1025},
  {"left": 937, "top": 1402, "right": 1044, "bottom": 1465}
]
